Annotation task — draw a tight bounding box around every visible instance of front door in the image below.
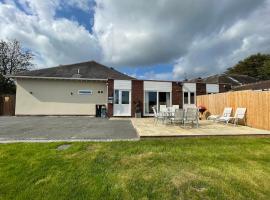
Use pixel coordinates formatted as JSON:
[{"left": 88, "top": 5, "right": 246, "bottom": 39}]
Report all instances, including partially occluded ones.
[{"left": 113, "top": 90, "right": 131, "bottom": 116}]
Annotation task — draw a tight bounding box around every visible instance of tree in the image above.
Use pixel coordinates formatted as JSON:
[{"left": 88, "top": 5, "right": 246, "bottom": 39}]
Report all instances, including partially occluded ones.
[
  {"left": 0, "top": 39, "right": 34, "bottom": 94},
  {"left": 226, "top": 53, "right": 270, "bottom": 80},
  {"left": 258, "top": 60, "right": 270, "bottom": 80},
  {"left": 0, "top": 74, "right": 15, "bottom": 94}
]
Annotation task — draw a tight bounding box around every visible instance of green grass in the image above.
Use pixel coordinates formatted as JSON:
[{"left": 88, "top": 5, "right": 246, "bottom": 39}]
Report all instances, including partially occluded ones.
[{"left": 0, "top": 137, "right": 270, "bottom": 200}]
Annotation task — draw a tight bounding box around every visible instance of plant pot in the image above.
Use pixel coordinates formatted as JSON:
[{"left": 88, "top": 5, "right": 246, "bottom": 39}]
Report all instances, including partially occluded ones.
[{"left": 135, "top": 112, "right": 141, "bottom": 118}]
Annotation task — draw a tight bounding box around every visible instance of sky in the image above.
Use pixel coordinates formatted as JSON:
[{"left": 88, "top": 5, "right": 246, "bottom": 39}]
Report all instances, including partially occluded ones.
[{"left": 0, "top": 0, "right": 270, "bottom": 80}]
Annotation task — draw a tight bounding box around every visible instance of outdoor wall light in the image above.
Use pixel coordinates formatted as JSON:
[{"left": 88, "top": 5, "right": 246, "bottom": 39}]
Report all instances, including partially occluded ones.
[{"left": 70, "top": 92, "right": 73, "bottom": 95}]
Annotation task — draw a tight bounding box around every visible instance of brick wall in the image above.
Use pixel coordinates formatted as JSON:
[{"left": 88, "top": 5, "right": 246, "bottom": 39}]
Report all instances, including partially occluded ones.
[
  {"left": 131, "top": 80, "right": 144, "bottom": 117},
  {"left": 219, "top": 83, "right": 231, "bottom": 93},
  {"left": 196, "top": 82, "right": 206, "bottom": 96},
  {"left": 107, "top": 80, "right": 230, "bottom": 117},
  {"left": 107, "top": 79, "right": 114, "bottom": 117},
  {"left": 172, "top": 82, "right": 183, "bottom": 108}
]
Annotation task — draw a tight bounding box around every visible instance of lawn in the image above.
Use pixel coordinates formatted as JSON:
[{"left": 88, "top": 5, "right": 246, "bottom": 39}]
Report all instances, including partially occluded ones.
[{"left": 0, "top": 137, "right": 270, "bottom": 200}]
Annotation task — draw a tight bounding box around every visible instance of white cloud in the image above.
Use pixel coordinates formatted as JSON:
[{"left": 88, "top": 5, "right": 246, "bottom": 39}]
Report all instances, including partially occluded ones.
[
  {"left": 1, "top": 0, "right": 270, "bottom": 80},
  {"left": 17, "top": 0, "right": 60, "bottom": 20},
  {"left": 67, "top": 0, "right": 93, "bottom": 12},
  {"left": 137, "top": 71, "right": 173, "bottom": 81},
  {"left": 93, "top": 0, "right": 269, "bottom": 78},
  {"left": 172, "top": 0, "right": 270, "bottom": 79},
  {"left": 0, "top": 1, "right": 101, "bottom": 67}
]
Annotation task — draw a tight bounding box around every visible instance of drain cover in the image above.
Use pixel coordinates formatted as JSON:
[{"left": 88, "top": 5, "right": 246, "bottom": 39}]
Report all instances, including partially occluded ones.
[{"left": 57, "top": 144, "right": 71, "bottom": 150}]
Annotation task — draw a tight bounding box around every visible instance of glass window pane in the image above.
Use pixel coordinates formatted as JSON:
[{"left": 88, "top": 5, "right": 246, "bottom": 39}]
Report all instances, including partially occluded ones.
[
  {"left": 114, "top": 90, "right": 119, "bottom": 104},
  {"left": 148, "top": 92, "right": 157, "bottom": 113},
  {"left": 190, "top": 92, "right": 195, "bottom": 104},
  {"left": 145, "top": 91, "right": 157, "bottom": 114},
  {"left": 121, "top": 91, "right": 129, "bottom": 104},
  {"left": 158, "top": 92, "right": 171, "bottom": 109},
  {"left": 159, "top": 92, "right": 167, "bottom": 106},
  {"left": 78, "top": 90, "right": 92, "bottom": 95},
  {"left": 184, "top": 92, "right": 189, "bottom": 104},
  {"left": 166, "top": 92, "right": 170, "bottom": 107}
]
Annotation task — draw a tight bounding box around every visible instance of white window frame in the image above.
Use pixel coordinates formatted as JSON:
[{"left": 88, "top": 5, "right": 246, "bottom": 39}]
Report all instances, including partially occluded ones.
[
  {"left": 143, "top": 90, "right": 172, "bottom": 116},
  {"left": 78, "top": 90, "right": 93, "bottom": 95},
  {"left": 183, "top": 91, "right": 196, "bottom": 105}
]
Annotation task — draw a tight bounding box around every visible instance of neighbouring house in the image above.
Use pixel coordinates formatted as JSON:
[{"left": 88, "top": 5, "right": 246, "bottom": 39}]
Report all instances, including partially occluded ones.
[
  {"left": 7, "top": 61, "right": 231, "bottom": 117},
  {"left": 189, "top": 74, "right": 258, "bottom": 87},
  {"left": 232, "top": 80, "right": 270, "bottom": 91}
]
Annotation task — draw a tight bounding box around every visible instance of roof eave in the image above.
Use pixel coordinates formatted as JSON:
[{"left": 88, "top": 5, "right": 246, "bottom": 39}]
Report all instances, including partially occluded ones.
[{"left": 5, "top": 75, "right": 108, "bottom": 82}]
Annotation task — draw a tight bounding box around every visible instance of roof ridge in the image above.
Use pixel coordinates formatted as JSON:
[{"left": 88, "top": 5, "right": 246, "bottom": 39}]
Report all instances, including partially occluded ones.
[{"left": 27, "top": 60, "right": 97, "bottom": 72}]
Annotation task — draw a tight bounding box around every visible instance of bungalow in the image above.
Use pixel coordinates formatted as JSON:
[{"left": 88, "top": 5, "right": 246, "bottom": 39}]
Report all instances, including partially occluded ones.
[{"left": 8, "top": 61, "right": 231, "bottom": 117}]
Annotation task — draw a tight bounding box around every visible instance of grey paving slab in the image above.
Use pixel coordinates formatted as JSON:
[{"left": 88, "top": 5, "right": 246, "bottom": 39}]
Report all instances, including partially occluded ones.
[{"left": 0, "top": 117, "right": 138, "bottom": 141}]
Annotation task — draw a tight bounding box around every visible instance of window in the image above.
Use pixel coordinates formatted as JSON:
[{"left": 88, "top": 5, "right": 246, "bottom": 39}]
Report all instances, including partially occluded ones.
[
  {"left": 121, "top": 91, "right": 130, "bottom": 104},
  {"left": 145, "top": 91, "right": 157, "bottom": 114},
  {"left": 144, "top": 91, "right": 171, "bottom": 115},
  {"left": 184, "top": 92, "right": 189, "bottom": 104},
  {"left": 114, "top": 90, "right": 130, "bottom": 104},
  {"left": 78, "top": 90, "right": 92, "bottom": 95},
  {"left": 114, "top": 90, "right": 119, "bottom": 104},
  {"left": 190, "top": 92, "right": 195, "bottom": 104},
  {"left": 98, "top": 90, "right": 104, "bottom": 94},
  {"left": 183, "top": 92, "right": 196, "bottom": 104}
]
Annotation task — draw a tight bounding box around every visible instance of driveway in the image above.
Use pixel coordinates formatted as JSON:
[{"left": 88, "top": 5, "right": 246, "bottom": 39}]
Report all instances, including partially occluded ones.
[{"left": 0, "top": 117, "right": 138, "bottom": 142}]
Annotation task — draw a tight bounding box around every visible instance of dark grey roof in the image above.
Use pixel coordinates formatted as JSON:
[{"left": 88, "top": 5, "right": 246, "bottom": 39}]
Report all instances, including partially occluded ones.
[
  {"left": 233, "top": 80, "right": 270, "bottom": 91},
  {"left": 188, "top": 74, "right": 258, "bottom": 86},
  {"left": 13, "top": 61, "right": 135, "bottom": 80}
]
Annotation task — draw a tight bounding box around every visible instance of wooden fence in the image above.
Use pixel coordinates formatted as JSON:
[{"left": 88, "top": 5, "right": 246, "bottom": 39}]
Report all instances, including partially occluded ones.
[
  {"left": 197, "top": 90, "right": 270, "bottom": 131},
  {"left": 0, "top": 95, "right": 16, "bottom": 116}
]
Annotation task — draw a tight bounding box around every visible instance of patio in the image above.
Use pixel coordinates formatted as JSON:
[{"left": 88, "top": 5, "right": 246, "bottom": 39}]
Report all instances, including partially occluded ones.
[{"left": 131, "top": 118, "right": 270, "bottom": 137}]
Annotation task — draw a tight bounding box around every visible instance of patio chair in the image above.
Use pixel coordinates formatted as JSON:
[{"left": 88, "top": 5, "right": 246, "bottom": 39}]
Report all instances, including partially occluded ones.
[
  {"left": 172, "top": 105, "right": 179, "bottom": 110},
  {"left": 168, "top": 105, "right": 180, "bottom": 115},
  {"left": 152, "top": 106, "right": 164, "bottom": 124},
  {"left": 231, "top": 108, "right": 247, "bottom": 126},
  {"left": 184, "top": 108, "right": 199, "bottom": 128},
  {"left": 216, "top": 108, "right": 246, "bottom": 125},
  {"left": 233, "top": 108, "right": 247, "bottom": 126},
  {"left": 207, "top": 107, "right": 232, "bottom": 122},
  {"left": 171, "top": 109, "right": 184, "bottom": 124},
  {"left": 159, "top": 105, "right": 167, "bottom": 112}
]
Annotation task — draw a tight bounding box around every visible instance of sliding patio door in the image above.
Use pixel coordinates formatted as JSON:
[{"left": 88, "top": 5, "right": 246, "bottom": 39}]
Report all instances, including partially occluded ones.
[
  {"left": 144, "top": 91, "right": 157, "bottom": 115},
  {"left": 144, "top": 91, "right": 171, "bottom": 116},
  {"left": 158, "top": 92, "right": 170, "bottom": 110}
]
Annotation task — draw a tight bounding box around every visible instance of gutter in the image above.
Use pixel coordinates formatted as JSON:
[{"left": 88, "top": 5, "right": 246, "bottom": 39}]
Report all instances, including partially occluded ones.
[{"left": 5, "top": 75, "right": 108, "bottom": 82}]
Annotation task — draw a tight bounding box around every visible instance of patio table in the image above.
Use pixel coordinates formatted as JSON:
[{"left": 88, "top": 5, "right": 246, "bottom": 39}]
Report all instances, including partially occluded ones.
[{"left": 160, "top": 111, "right": 175, "bottom": 123}]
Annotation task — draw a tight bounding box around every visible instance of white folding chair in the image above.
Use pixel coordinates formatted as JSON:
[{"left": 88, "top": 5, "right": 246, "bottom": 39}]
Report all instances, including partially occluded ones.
[
  {"left": 208, "top": 107, "right": 232, "bottom": 122},
  {"left": 231, "top": 108, "right": 247, "bottom": 126},
  {"left": 216, "top": 108, "right": 246, "bottom": 126}
]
